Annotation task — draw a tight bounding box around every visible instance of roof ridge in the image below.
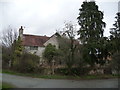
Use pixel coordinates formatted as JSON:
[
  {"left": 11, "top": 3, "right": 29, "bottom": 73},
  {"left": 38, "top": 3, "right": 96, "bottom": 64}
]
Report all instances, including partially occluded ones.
[{"left": 23, "top": 34, "right": 50, "bottom": 38}]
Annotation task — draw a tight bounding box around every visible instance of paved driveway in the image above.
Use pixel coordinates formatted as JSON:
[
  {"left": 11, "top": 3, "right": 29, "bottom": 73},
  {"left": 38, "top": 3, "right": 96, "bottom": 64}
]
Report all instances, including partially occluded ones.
[{"left": 1, "top": 73, "right": 119, "bottom": 88}]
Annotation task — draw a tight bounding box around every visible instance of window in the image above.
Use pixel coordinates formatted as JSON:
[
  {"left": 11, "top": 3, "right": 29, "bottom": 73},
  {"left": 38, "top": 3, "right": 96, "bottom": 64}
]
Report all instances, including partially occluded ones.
[{"left": 30, "top": 46, "right": 38, "bottom": 50}]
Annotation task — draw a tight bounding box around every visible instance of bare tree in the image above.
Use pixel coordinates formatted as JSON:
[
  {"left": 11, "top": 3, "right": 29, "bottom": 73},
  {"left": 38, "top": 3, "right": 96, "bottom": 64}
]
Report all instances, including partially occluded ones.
[
  {"left": 58, "top": 22, "right": 79, "bottom": 74},
  {"left": 1, "top": 27, "right": 18, "bottom": 47},
  {"left": 64, "top": 22, "right": 78, "bottom": 73},
  {"left": 1, "top": 26, "right": 18, "bottom": 68}
]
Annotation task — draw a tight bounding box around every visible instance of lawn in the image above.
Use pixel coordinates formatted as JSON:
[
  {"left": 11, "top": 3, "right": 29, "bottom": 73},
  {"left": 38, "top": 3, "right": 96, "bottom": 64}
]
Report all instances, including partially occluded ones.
[{"left": 1, "top": 82, "right": 16, "bottom": 89}]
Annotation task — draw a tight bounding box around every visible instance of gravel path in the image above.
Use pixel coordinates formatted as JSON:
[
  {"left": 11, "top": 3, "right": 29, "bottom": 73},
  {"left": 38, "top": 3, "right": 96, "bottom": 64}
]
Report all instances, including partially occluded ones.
[{"left": 1, "top": 73, "right": 119, "bottom": 88}]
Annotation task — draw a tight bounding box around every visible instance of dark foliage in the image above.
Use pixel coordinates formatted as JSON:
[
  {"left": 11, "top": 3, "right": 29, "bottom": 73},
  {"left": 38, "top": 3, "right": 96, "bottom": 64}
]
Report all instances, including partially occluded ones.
[
  {"left": 111, "top": 52, "right": 120, "bottom": 74},
  {"left": 56, "top": 67, "right": 91, "bottom": 76},
  {"left": 77, "top": 1, "right": 107, "bottom": 67},
  {"left": 13, "top": 52, "right": 40, "bottom": 73},
  {"left": 110, "top": 12, "right": 120, "bottom": 53}
]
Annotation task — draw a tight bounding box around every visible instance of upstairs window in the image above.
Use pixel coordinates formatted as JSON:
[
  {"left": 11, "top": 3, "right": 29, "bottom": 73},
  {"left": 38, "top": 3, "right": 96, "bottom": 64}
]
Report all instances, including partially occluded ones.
[{"left": 30, "top": 46, "right": 38, "bottom": 50}]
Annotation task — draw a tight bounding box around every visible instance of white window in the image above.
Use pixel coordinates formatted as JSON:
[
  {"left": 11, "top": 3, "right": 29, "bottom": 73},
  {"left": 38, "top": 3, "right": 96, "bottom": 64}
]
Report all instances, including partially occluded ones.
[{"left": 30, "top": 46, "right": 38, "bottom": 50}]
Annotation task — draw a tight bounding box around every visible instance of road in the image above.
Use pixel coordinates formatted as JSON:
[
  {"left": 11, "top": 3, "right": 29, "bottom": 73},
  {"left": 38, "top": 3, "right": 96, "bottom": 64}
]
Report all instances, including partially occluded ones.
[{"left": 1, "top": 73, "right": 119, "bottom": 88}]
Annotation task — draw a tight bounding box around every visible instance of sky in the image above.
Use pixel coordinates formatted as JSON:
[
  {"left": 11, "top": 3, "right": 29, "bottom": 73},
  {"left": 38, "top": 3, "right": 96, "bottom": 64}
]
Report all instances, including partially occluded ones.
[{"left": 0, "top": 0, "right": 119, "bottom": 37}]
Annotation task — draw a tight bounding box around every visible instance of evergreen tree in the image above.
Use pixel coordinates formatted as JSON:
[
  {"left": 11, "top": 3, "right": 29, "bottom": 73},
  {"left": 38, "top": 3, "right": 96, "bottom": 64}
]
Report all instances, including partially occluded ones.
[
  {"left": 43, "top": 43, "right": 59, "bottom": 74},
  {"left": 43, "top": 43, "right": 58, "bottom": 63},
  {"left": 77, "top": 1, "right": 106, "bottom": 43},
  {"left": 77, "top": 1, "right": 106, "bottom": 66},
  {"left": 13, "top": 36, "right": 23, "bottom": 68},
  {"left": 110, "top": 12, "right": 120, "bottom": 53},
  {"left": 109, "top": 12, "right": 120, "bottom": 74}
]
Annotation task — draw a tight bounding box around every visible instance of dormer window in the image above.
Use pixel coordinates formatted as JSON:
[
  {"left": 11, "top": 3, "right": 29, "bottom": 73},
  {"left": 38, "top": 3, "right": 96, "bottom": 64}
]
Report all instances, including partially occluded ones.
[{"left": 30, "top": 46, "right": 38, "bottom": 50}]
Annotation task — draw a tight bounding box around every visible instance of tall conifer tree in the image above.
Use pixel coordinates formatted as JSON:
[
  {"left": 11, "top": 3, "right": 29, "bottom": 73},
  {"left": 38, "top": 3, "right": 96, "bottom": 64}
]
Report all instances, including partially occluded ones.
[
  {"left": 110, "top": 12, "right": 120, "bottom": 53},
  {"left": 77, "top": 1, "right": 106, "bottom": 66}
]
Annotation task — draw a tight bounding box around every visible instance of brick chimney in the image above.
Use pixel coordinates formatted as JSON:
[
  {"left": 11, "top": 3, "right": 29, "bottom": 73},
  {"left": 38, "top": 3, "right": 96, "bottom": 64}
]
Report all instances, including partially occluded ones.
[{"left": 19, "top": 26, "right": 23, "bottom": 39}]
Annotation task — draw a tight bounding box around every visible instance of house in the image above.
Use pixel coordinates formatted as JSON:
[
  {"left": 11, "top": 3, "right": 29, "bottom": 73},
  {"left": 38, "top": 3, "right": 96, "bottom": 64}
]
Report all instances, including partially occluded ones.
[{"left": 19, "top": 26, "right": 60, "bottom": 62}]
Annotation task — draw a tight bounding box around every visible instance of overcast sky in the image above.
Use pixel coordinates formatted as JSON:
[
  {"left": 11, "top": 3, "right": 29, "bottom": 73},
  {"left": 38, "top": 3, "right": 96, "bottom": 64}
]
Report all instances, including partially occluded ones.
[{"left": 0, "top": 0, "right": 119, "bottom": 37}]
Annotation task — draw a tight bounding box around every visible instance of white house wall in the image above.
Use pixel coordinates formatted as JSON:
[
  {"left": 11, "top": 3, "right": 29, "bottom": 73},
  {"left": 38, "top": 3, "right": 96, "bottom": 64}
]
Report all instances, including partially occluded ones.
[
  {"left": 24, "top": 46, "right": 45, "bottom": 57},
  {"left": 44, "top": 35, "right": 59, "bottom": 49}
]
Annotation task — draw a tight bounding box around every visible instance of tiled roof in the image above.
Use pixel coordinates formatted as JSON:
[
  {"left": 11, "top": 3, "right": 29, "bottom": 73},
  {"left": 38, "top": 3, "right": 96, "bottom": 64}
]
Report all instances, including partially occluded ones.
[{"left": 22, "top": 34, "right": 50, "bottom": 47}]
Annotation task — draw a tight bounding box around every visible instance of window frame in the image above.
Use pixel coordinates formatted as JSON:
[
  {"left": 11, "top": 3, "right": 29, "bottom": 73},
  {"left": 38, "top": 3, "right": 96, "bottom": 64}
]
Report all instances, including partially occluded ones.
[{"left": 30, "top": 46, "right": 38, "bottom": 50}]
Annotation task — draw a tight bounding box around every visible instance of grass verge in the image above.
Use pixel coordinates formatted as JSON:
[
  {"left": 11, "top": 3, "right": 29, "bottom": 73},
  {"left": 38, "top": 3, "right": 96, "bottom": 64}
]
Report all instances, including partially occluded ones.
[
  {"left": 1, "top": 82, "right": 16, "bottom": 89},
  {"left": 2, "top": 69, "right": 120, "bottom": 80}
]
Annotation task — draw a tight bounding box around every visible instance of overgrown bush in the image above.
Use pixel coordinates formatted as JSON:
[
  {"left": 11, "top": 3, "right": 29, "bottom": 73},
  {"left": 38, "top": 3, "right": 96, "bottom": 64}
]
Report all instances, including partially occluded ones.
[
  {"left": 2, "top": 46, "right": 11, "bottom": 69},
  {"left": 13, "top": 52, "right": 40, "bottom": 73},
  {"left": 110, "top": 52, "right": 120, "bottom": 75},
  {"left": 104, "top": 66, "right": 112, "bottom": 74}
]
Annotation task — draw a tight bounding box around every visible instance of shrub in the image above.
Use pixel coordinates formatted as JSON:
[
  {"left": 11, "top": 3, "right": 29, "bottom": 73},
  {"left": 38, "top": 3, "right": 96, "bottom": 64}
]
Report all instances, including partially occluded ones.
[
  {"left": 110, "top": 52, "right": 120, "bottom": 75},
  {"left": 56, "top": 67, "right": 91, "bottom": 76},
  {"left": 103, "top": 65, "right": 112, "bottom": 74},
  {"left": 13, "top": 52, "right": 40, "bottom": 73}
]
